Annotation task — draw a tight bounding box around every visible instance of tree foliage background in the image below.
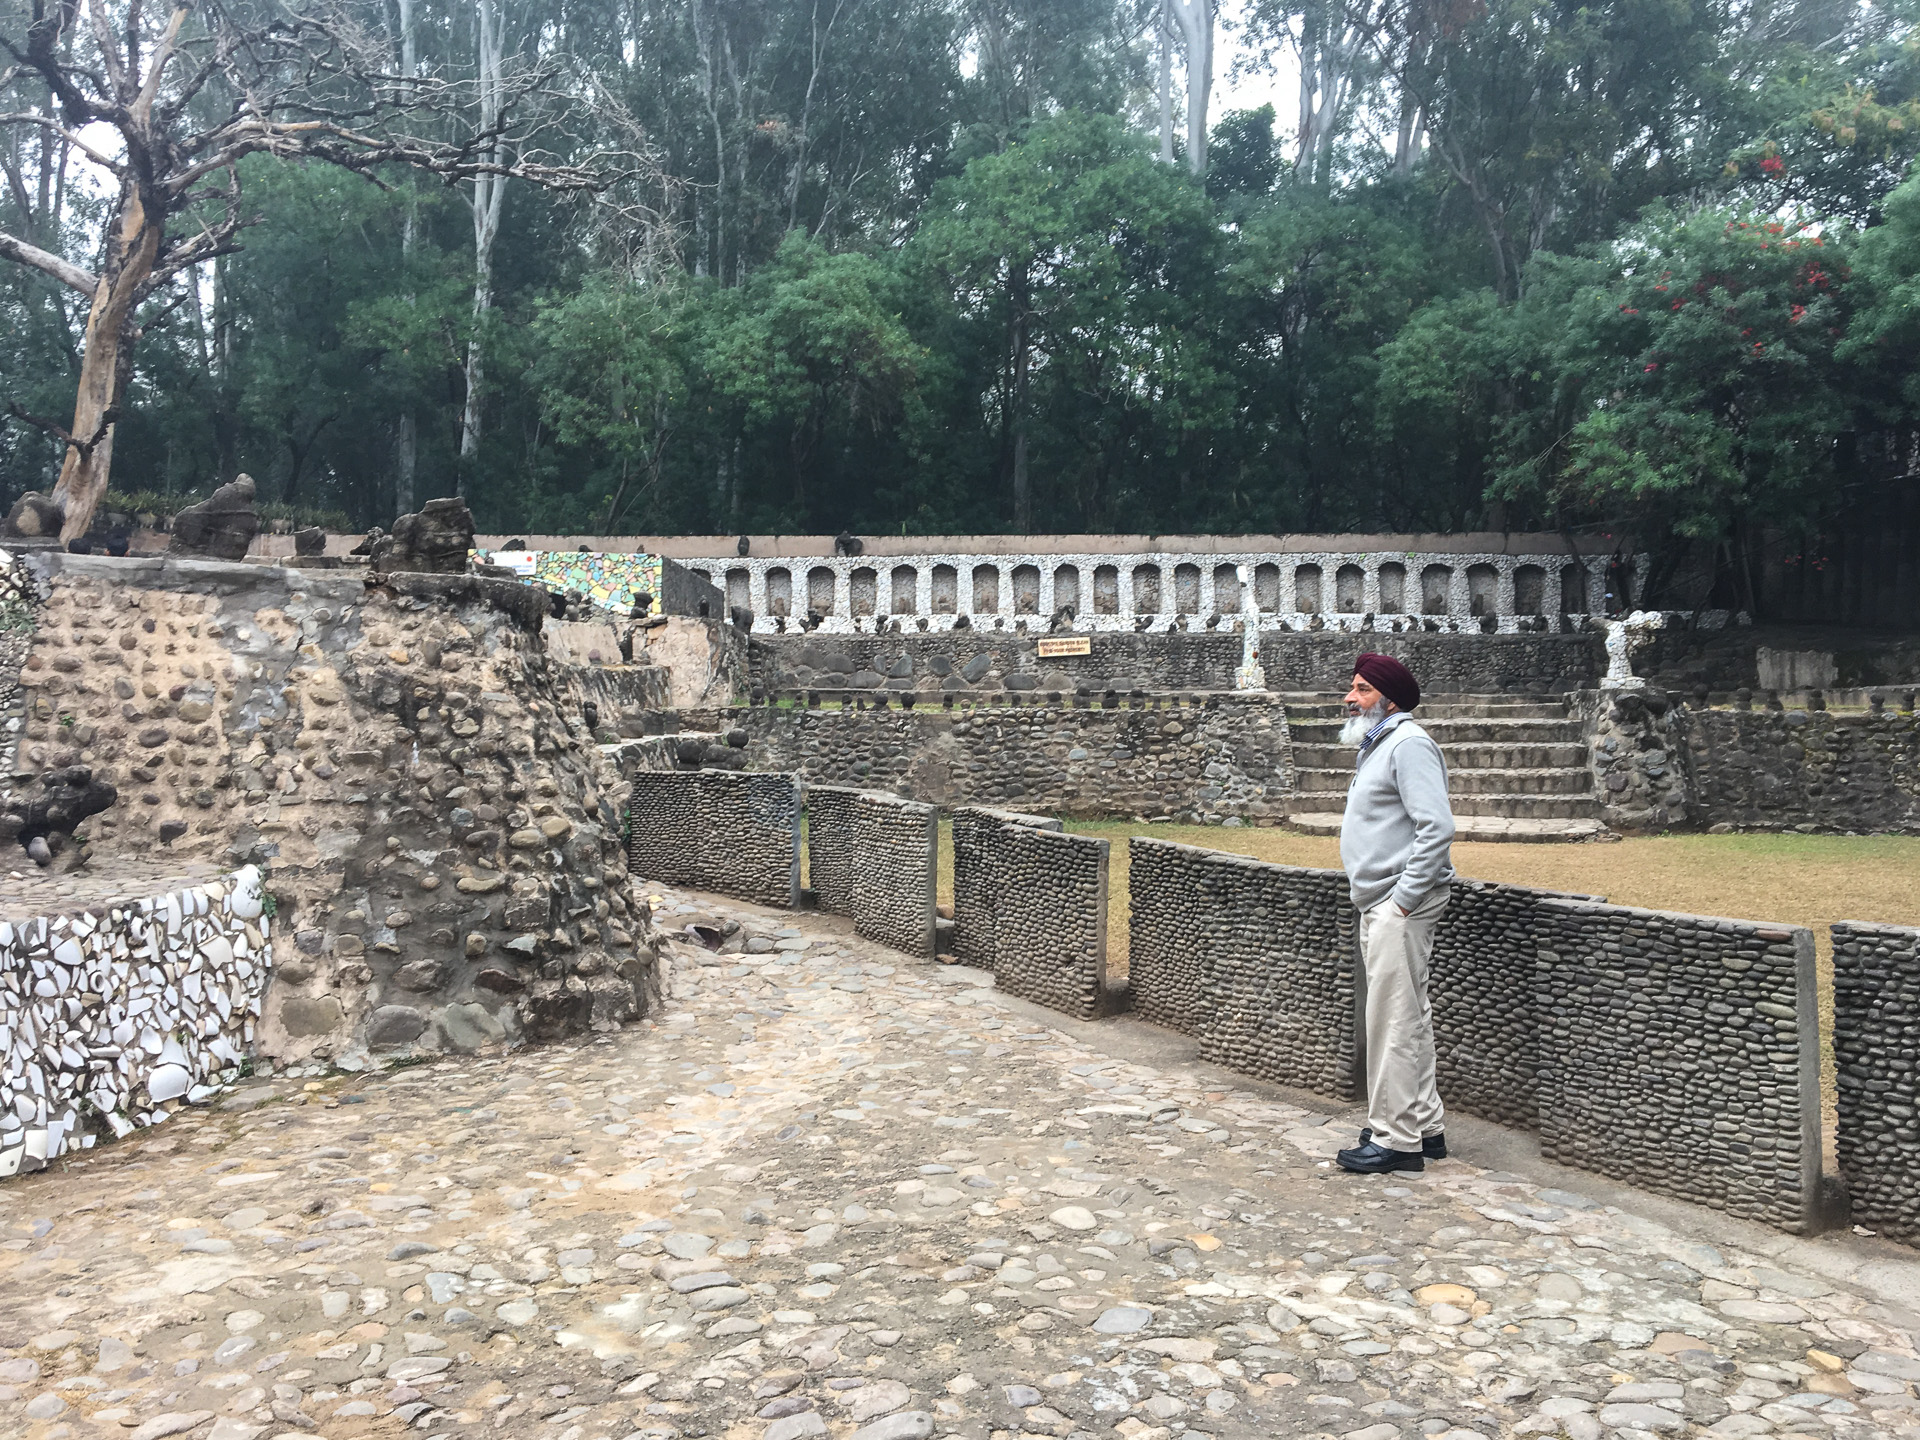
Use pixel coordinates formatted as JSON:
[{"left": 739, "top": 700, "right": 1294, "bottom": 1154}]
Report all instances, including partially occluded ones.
[{"left": 3, "top": 0, "right": 1919, "bottom": 611}]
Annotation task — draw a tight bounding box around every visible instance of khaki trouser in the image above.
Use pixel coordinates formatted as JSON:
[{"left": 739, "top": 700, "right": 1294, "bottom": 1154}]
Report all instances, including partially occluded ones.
[{"left": 1358, "top": 886, "right": 1449, "bottom": 1152}]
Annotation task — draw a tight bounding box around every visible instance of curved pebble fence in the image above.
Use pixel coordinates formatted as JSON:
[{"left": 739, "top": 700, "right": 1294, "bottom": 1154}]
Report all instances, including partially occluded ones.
[
  {"left": 984, "top": 824, "right": 1113, "bottom": 1019},
  {"left": 627, "top": 771, "right": 801, "bottom": 909},
  {"left": 1128, "top": 840, "right": 1360, "bottom": 1098},
  {"left": 0, "top": 865, "right": 272, "bottom": 1176},
  {"left": 805, "top": 786, "right": 937, "bottom": 956},
  {"left": 951, "top": 806, "right": 1060, "bottom": 970},
  {"left": 1832, "top": 920, "right": 1920, "bottom": 1242}
]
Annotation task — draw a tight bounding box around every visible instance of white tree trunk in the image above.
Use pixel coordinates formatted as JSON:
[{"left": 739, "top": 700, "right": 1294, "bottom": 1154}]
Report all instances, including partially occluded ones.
[
  {"left": 1168, "top": 0, "right": 1212, "bottom": 175},
  {"left": 1157, "top": 0, "right": 1174, "bottom": 163},
  {"left": 395, "top": 0, "right": 419, "bottom": 517},
  {"left": 458, "top": 0, "right": 507, "bottom": 487}
]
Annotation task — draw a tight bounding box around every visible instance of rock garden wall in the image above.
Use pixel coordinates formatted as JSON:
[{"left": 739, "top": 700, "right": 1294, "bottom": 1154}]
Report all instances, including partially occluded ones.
[
  {"left": 749, "top": 629, "right": 1603, "bottom": 698},
  {"left": 1831, "top": 919, "right": 1920, "bottom": 1243},
  {"left": 1128, "top": 841, "right": 1360, "bottom": 1097},
  {"left": 731, "top": 696, "right": 1291, "bottom": 822},
  {"left": 952, "top": 810, "right": 1113, "bottom": 1019},
  {"left": 1682, "top": 701, "right": 1920, "bottom": 833},
  {"left": 804, "top": 786, "right": 937, "bottom": 956},
  {"left": 1534, "top": 898, "right": 1822, "bottom": 1233},
  {"left": 626, "top": 770, "right": 801, "bottom": 909},
  {"left": 3, "top": 552, "right": 663, "bottom": 1066},
  {"left": 1125, "top": 843, "right": 1827, "bottom": 1233},
  {"left": 0, "top": 864, "right": 270, "bottom": 1175},
  {"left": 950, "top": 806, "right": 1060, "bottom": 971}
]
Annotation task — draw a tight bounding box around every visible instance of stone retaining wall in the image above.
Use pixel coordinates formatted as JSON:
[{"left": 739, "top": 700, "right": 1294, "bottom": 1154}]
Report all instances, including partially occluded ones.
[
  {"left": 732, "top": 697, "right": 1291, "bottom": 822},
  {"left": 1832, "top": 920, "right": 1920, "bottom": 1243},
  {"left": 6, "top": 553, "right": 663, "bottom": 1065},
  {"left": 0, "top": 865, "right": 270, "bottom": 1176},
  {"left": 1127, "top": 841, "right": 1359, "bottom": 1098},
  {"left": 950, "top": 806, "right": 1060, "bottom": 970},
  {"left": 627, "top": 771, "right": 801, "bottom": 909},
  {"left": 1684, "top": 705, "right": 1920, "bottom": 834},
  {"left": 748, "top": 629, "right": 1603, "bottom": 698},
  {"left": 804, "top": 786, "right": 937, "bottom": 956},
  {"left": 1536, "top": 899, "right": 1822, "bottom": 1232}
]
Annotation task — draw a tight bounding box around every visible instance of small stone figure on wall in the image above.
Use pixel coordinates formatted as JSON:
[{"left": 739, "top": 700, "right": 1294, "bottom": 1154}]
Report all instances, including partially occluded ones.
[
  {"left": 166, "top": 473, "right": 258, "bottom": 560},
  {"left": 369, "top": 496, "right": 476, "bottom": 574},
  {"left": 0, "top": 764, "right": 117, "bottom": 866}
]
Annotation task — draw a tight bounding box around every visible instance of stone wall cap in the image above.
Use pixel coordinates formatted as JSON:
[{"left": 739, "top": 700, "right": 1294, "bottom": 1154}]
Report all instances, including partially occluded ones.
[
  {"left": 1536, "top": 895, "right": 1813, "bottom": 938},
  {"left": 1129, "top": 835, "right": 1345, "bottom": 881}
]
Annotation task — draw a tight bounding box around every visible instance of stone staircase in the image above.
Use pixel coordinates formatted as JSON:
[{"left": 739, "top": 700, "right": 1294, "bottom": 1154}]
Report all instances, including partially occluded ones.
[{"left": 1279, "top": 694, "right": 1610, "bottom": 843}]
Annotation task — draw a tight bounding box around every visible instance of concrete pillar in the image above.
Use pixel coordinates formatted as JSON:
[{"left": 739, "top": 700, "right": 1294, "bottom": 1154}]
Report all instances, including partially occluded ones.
[
  {"left": 997, "top": 564, "right": 1013, "bottom": 619},
  {"left": 1497, "top": 560, "right": 1517, "bottom": 617},
  {"left": 1200, "top": 565, "right": 1217, "bottom": 617},
  {"left": 1362, "top": 562, "right": 1381, "bottom": 615},
  {"left": 1450, "top": 564, "right": 1470, "bottom": 620},
  {"left": 916, "top": 561, "right": 933, "bottom": 618}
]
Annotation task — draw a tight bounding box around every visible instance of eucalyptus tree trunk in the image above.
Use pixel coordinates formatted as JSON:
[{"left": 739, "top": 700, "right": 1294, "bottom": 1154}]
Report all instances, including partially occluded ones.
[
  {"left": 395, "top": 0, "right": 419, "bottom": 518},
  {"left": 1157, "top": 0, "right": 1174, "bottom": 163},
  {"left": 458, "top": 0, "right": 508, "bottom": 491},
  {"left": 1167, "top": 0, "right": 1212, "bottom": 175}
]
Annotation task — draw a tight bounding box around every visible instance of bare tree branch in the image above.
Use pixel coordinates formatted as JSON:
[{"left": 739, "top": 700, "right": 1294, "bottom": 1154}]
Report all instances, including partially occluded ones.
[{"left": 0, "top": 226, "right": 97, "bottom": 293}]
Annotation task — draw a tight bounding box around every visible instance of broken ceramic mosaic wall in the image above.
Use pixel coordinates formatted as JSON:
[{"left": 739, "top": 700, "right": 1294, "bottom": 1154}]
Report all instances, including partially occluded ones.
[{"left": 0, "top": 865, "right": 271, "bottom": 1176}]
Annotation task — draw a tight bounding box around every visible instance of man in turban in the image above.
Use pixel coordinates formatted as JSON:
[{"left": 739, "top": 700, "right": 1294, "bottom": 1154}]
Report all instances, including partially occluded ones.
[{"left": 1336, "top": 653, "right": 1456, "bottom": 1174}]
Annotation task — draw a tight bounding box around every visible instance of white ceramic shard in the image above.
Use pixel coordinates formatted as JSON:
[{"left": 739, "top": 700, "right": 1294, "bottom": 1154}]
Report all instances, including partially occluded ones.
[{"left": 146, "top": 1063, "right": 190, "bottom": 1102}]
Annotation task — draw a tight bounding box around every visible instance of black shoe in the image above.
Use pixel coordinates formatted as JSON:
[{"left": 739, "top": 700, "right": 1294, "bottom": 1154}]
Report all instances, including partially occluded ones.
[
  {"left": 1337, "top": 1140, "right": 1425, "bottom": 1174},
  {"left": 1360, "top": 1128, "right": 1447, "bottom": 1159}
]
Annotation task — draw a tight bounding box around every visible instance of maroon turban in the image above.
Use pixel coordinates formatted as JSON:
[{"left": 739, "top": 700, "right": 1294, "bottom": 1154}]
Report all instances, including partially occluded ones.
[{"left": 1353, "top": 653, "right": 1420, "bottom": 712}]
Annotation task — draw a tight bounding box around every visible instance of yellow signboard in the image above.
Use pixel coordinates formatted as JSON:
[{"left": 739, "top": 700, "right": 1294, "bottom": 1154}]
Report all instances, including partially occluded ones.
[{"left": 1037, "top": 636, "right": 1092, "bottom": 657}]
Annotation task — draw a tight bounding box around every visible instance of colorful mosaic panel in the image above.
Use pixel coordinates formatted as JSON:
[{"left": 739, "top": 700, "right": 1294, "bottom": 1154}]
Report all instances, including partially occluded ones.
[{"left": 474, "top": 550, "right": 663, "bottom": 615}]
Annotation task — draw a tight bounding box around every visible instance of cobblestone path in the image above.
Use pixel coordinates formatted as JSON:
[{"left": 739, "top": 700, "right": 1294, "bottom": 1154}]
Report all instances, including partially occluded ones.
[{"left": 1, "top": 886, "right": 1918, "bottom": 1440}]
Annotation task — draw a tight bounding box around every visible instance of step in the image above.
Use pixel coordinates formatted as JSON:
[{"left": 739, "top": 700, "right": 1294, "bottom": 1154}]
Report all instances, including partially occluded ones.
[
  {"left": 1286, "top": 812, "right": 1614, "bottom": 843},
  {"left": 1289, "top": 790, "right": 1602, "bottom": 820},
  {"left": 1291, "top": 741, "right": 1591, "bottom": 770},
  {"left": 1288, "top": 717, "right": 1585, "bottom": 744},
  {"left": 1292, "top": 765, "right": 1593, "bottom": 796}
]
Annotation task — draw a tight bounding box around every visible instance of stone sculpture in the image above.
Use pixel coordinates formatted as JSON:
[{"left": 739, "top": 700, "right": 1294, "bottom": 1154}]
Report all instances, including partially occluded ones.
[
  {"left": 294, "top": 525, "right": 326, "bottom": 556},
  {"left": 2, "top": 491, "right": 63, "bottom": 538},
  {"left": 370, "top": 496, "right": 475, "bottom": 574},
  {"left": 167, "top": 474, "right": 259, "bottom": 559}
]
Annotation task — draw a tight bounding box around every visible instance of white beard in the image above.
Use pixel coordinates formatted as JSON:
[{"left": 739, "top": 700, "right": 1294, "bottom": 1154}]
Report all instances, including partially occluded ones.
[{"left": 1341, "top": 702, "right": 1389, "bottom": 747}]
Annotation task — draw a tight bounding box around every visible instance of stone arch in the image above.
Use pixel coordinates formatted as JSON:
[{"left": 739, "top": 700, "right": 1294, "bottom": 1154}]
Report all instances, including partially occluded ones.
[
  {"left": 1515, "top": 564, "right": 1546, "bottom": 616},
  {"left": 1335, "top": 564, "right": 1365, "bottom": 613},
  {"left": 972, "top": 564, "right": 1000, "bottom": 614},
  {"left": 850, "top": 566, "right": 877, "bottom": 617},
  {"left": 1561, "top": 563, "right": 1588, "bottom": 613},
  {"left": 1012, "top": 564, "right": 1041, "bottom": 614},
  {"left": 890, "top": 564, "right": 917, "bottom": 614},
  {"left": 931, "top": 564, "right": 958, "bottom": 614},
  {"left": 1421, "top": 564, "right": 1453, "bottom": 615},
  {"left": 1254, "top": 562, "right": 1281, "bottom": 612},
  {"left": 1093, "top": 565, "right": 1120, "bottom": 614},
  {"left": 1214, "top": 563, "right": 1242, "bottom": 613},
  {"left": 1053, "top": 565, "right": 1080, "bottom": 615},
  {"left": 726, "top": 568, "right": 751, "bottom": 614},
  {"left": 1174, "top": 563, "right": 1201, "bottom": 614},
  {"left": 807, "top": 566, "right": 836, "bottom": 615},
  {"left": 1294, "top": 564, "right": 1323, "bottom": 614},
  {"left": 1467, "top": 563, "right": 1499, "bottom": 617},
  {"left": 1132, "top": 564, "right": 1162, "bottom": 614},
  {"left": 766, "top": 567, "right": 792, "bottom": 618},
  {"left": 1377, "top": 562, "right": 1406, "bottom": 613}
]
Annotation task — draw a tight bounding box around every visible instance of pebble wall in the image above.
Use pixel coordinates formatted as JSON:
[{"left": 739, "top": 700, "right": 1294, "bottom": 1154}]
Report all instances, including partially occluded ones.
[
  {"left": 973, "top": 822, "right": 1113, "bottom": 1020},
  {"left": 1426, "top": 879, "right": 1602, "bottom": 1132},
  {"left": 801, "top": 785, "right": 861, "bottom": 917},
  {"left": 1832, "top": 919, "right": 1920, "bottom": 1242},
  {"left": 733, "top": 696, "right": 1292, "bottom": 822},
  {"left": 950, "top": 806, "right": 1060, "bottom": 970},
  {"left": 1127, "top": 840, "right": 1360, "bottom": 1099},
  {"left": 1536, "top": 899, "right": 1823, "bottom": 1232},
  {"left": 627, "top": 770, "right": 801, "bottom": 909},
  {"left": 804, "top": 786, "right": 938, "bottom": 956},
  {"left": 0, "top": 865, "right": 270, "bottom": 1175}
]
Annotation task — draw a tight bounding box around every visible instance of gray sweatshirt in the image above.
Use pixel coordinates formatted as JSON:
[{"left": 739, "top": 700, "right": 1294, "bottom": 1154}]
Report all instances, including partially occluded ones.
[{"left": 1339, "top": 712, "right": 1456, "bottom": 911}]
